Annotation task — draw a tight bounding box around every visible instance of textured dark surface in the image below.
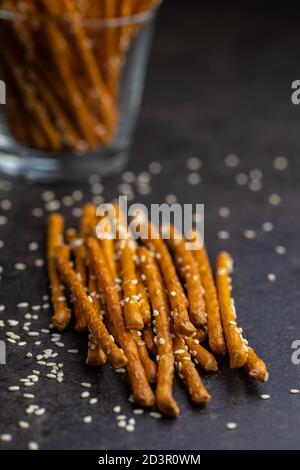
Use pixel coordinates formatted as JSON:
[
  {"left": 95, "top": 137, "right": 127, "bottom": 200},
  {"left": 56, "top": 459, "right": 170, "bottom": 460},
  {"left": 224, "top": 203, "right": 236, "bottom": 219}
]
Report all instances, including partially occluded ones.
[{"left": 0, "top": 0, "right": 300, "bottom": 450}]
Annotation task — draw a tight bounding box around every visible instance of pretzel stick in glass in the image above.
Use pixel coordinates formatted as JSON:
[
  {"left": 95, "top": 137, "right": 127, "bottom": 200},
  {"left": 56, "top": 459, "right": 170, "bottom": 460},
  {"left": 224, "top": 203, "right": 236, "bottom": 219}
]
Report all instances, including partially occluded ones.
[
  {"left": 191, "top": 231, "right": 226, "bottom": 356},
  {"left": 216, "top": 251, "right": 248, "bottom": 368},
  {"left": 138, "top": 246, "right": 179, "bottom": 417},
  {"left": 47, "top": 214, "right": 71, "bottom": 331},
  {"left": 173, "top": 335, "right": 211, "bottom": 405},
  {"left": 56, "top": 245, "right": 127, "bottom": 369},
  {"left": 86, "top": 238, "right": 155, "bottom": 407}
]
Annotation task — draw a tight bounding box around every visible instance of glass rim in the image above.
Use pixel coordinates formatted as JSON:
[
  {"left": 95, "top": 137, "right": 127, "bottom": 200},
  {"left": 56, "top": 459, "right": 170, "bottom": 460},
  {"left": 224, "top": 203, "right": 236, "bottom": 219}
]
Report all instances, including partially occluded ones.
[{"left": 0, "top": 2, "right": 161, "bottom": 29}]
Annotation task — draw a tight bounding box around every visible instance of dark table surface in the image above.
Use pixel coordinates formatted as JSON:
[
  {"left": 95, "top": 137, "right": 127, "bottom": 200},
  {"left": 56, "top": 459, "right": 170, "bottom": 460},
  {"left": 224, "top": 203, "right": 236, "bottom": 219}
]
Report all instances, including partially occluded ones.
[{"left": 1, "top": 0, "right": 300, "bottom": 450}]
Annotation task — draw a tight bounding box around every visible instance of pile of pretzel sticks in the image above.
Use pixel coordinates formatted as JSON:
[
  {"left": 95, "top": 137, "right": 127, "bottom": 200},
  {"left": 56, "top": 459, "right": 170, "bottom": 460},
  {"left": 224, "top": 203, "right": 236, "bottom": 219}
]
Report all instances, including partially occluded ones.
[
  {"left": 0, "top": 0, "right": 159, "bottom": 151},
  {"left": 48, "top": 203, "right": 268, "bottom": 417}
]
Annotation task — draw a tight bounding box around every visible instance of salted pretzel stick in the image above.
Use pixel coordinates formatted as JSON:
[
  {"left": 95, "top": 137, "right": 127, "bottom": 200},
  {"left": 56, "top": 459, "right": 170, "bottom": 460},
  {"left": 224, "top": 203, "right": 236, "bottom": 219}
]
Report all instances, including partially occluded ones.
[
  {"left": 120, "top": 239, "right": 144, "bottom": 330},
  {"left": 144, "top": 224, "right": 195, "bottom": 337},
  {"left": 194, "top": 328, "right": 207, "bottom": 343},
  {"left": 138, "top": 246, "right": 179, "bottom": 417},
  {"left": 47, "top": 214, "right": 71, "bottom": 331},
  {"left": 132, "top": 331, "right": 157, "bottom": 383},
  {"left": 216, "top": 251, "right": 248, "bottom": 368},
  {"left": 173, "top": 335, "right": 211, "bottom": 405},
  {"left": 185, "top": 338, "right": 218, "bottom": 372},
  {"left": 136, "top": 269, "right": 151, "bottom": 325},
  {"left": 245, "top": 347, "right": 269, "bottom": 382},
  {"left": 56, "top": 245, "right": 127, "bottom": 369},
  {"left": 86, "top": 238, "right": 155, "bottom": 407},
  {"left": 166, "top": 225, "right": 207, "bottom": 328},
  {"left": 143, "top": 323, "right": 157, "bottom": 356},
  {"left": 96, "top": 213, "right": 118, "bottom": 281},
  {"left": 191, "top": 231, "right": 226, "bottom": 356},
  {"left": 86, "top": 265, "right": 107, "bottom": 366}
]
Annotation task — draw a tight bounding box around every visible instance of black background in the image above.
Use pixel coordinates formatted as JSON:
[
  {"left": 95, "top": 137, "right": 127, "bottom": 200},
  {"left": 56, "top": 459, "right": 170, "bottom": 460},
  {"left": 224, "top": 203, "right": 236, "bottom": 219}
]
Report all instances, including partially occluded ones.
[{"left": 0, "top": 0, "right": 300, "bottom": 450}]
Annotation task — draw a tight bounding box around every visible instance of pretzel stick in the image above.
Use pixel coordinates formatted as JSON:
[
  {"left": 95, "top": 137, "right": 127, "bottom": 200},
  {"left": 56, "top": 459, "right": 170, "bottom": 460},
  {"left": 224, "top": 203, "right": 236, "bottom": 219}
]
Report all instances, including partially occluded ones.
[
  {"left": 245, "top": 347, "right": 269, "bottom": 382},
  {"left": 96, "top": 213, "right": 118, "bottom": 281},
  {"left": 185, "top": 338, "right": 218, "bottom": 372},
  {"left": 56, "top": 245, "right": 127, "bottom": 369},
  {"left": 132, "top": 331, "right": 157, "bottom": 383},
  {"left": 138, "top": 246, "right": 179, "bottom": 417},
  {"left": 136, "top": 269, "right": 151, "bottom": 325},
  {"left": 144, "top": 225, "right": 195, "bottom": 337},
  {"left": 86, "top": 238, "right": 155, "bottom": 407},
  {"left": 194, "top": 328, "right": 207, "bottom": 343},
  {"left": 166, "top": 225, "right": 207, "bottom": 327},
  {"left": 62, "top": 0, "right": 116, "bottom": 139},
  {"left": 192, "top": 232, "right": 226, "bottom": 356},
  {"left": 216, "top": 251, "right": 248, "bottom": 368},
  {"left": 47, "top": 214, "right": 71, "bottom": 331},
  {"left": 143, "top": 323, "right": 157, "bottom": 356},
  {"left": 173, "top": 335, "right": 211, "bottom": 405}
]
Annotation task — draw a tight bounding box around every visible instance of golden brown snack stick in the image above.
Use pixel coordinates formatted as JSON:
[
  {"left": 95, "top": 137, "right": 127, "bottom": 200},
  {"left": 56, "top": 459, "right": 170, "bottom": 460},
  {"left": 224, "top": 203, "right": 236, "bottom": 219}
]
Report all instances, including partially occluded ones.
[
  {"left": 80, "top": 203, "right": 97, "bottom": 238},
  {"left": 120, "top": 239, "right": 144, "bottom": 330},
  {"left": 192, "top": 232, "right": 226, "bottom": 356},
  {"left": 144, "top": 225, "right": 195, "bottom": 337},
  {"left": 173, "top": 335, "right": 211, "bottom": 405},
  {"left": 143, "top": 323, "right": 157, "bottom": 356},
  {"left": 245, "top": 347, "right": 269, "bottom": 382},
  {"left": 194, "top": 328, "right": 207, "bottom": 343},
  {"left": 136, "top": 269, "right": 151, "bottom": 325},
  {"left": 86, "top": 238, "right": 155, "bottom": 407},
  {"left": 132, "top": 331, "right": 157, "bottom": 383},
  {"left": 216, "top": 251, "right": 248, "bottom": 368},
  {"left": 138, "top": 246, "right": 179, "bottom": 417},
  {"left": 185, "top": 338, "right": 218, "bottom": 372},
  {"left": 56, "top": 245, "right": 127, "bottom": 369},
  {"left": 47, "top": 214, "right": 71, "bottom": 331},
  {"left": 167, "top": 225, "right": 207, "bottom": 327}
]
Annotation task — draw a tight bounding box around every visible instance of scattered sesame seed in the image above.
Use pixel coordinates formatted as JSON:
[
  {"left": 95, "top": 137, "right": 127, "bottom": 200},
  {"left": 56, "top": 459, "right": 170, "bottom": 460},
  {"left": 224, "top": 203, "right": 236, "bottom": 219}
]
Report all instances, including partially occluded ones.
[
  {"left": 68, "top": 349, "right": 79, "bottom": 354},
  {"left": 186, "top": 157, "right": 202, "bottom": 171},
  {"left": 218, "top": 207, "right": 230, "bottom": 218},
  {"left": 225, "top": 154, "right": 239, "bottom": 168},
  {"left": 187, "top": 173, "right": 201, "bottom": 185},
  {"left": 0, "top": 433, "right": 12, "bottom": 442},
  {"left": 269, "top": 193, "right": 282, "bottom": 206},
  {"left": 14, "top": 263, "right": 26, "bottom": 271},
  {"left": 243, "top": 229, "right": 257, "bottom": 239},
  {"left": 148, "top": 161, "right": 162, "bottom": 175},
  {"left": 150, "top": 412, "right": 162, "bottom": 419},
  {"left": 217, "top": 230, "right": 230, "bottom": 240},
  {"left": 81, "top": 382, "right": 91, "bottom": 388},
  {"left": 267, "top": 273, "right": 276, "bottom": 282},
  {"left": 133, "top": 409, "right": 144, "bottom": 415},
  {"left": 113, "top": 405, "right": 121, "bottom": 413},
  {"left": 18, "top": 421, "right": 30, "bottom": 429},
  {"left": 249, "top": 180, "right": 262, "bottom": 192},
  {"left": 81, "top": 391, "right": 90, "bottom": 399},
  {"left": 118, "top": 420, "right": 126, "bottom": 428},
  {"left": 17, "top": 302, "right": 29, "bottom": 308},
  {"left": 0, "top": 216, "right": 8, "bottom": 225},
  {"left": 273, "top": 156, "right": 289, "bottom": 170},
  {"left": 35, "top": 408, "right": 46, "bottom": 416},
  {"left": 262, "top": 222, "right": 274, "bottom": 232},
  {"left": 89, "top": 398, "right": 98, "bottom": 405},
  {"left": 83, "top": 416, "right": 92, "bottom": 424},
  {"left": 28, "top": 441, "right": 39, "bottom": 450},
  {"left": 275, "top": 245, "right": 287, "bottom": 255},
  {"left": 226, "top": 422, "right": 237, "bottom": 430},
  {"left": 290, "top": 389, "right": 300, "bottom": 394},
  {"left": 260, "top": 394, "right": 271, "bottom": 400},
  {"left": 8, "top": 386, "right": 20, "bottom": 392},
  {"left": 126, "top": 424, "right": 135, "bottom": 432},
  {"left": 115, "top": 368, "right": 126, "bottom": 373},
  {"left": 235, "top": 173, "right": 248, "bottom": 185},
  {"left": 28, "top": 242, "right": 39, "bottom": 251}
]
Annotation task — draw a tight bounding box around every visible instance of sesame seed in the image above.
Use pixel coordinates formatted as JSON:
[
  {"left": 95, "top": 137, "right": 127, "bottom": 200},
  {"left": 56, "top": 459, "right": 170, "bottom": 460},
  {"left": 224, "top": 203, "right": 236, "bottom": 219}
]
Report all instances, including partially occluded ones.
[
  {"left": 217, "top": 230, "right": 230, "bottom": 240},
  {"left": 89, "top": 398, "right": 98, "bottom": 405},
  {"left": 290, "top": 389, "right": 300, "bottom": 394},
  {"left": 28, "top": 242, "right": 39, "bottom": 251},
  {"left": 187, "top": 173, "right": 201, "bottom": 185},
  {"left": 23, "top": 393, "right": 35, "bottom": 399},
  {"left": 113, "top": 406, "right": 121, "bottom": 413},
  {"left": 262, "top": 222, "right": 274, "bottom": 232},
  {"left": 273, "top": 156, "right": 289, "bottom": 170},
  {"left": 243, "top": 229, "right": 256, "bottom": 239},
  {"left": 225, "top": 154, "right": 239, "bottom": 168},
  {"left": 8, "top": 386, "right": 20, "bottom": 392},
  {"left": 28, "top": 441, "right": 39, "bottom": 450},
  {"left": 81, "top": 382, "right": 91, "bottom": 388},
  {"left": 267, "top": 273, "right": 276, "bottom": 282},
  {"left": 118, "top": 420, "right": 126, "bottom": 428},
  {"left": 126, "top": 424, "right": 135, "bottom": 432},
  {"left": 260, "top": 394, "right": 271, "bottom": 400},
  {"left": 35, "top": 408, "right": 46, "bottom": 416},
  {"left": 81, "top": 391, "right": 90, "bottom": 398},
  {"left": 226, "top": 422, "right": 237, "bottom": 430},
  {"left": 115, "top": 368, "right": 126, "bottom": 373},
  {"left": 158, "top": 338, "right": 165, "bottom": 345},
  {"left": 150, "top": 412, "right": 162, "bottom": 419},
  {"left": 14, "top": 263, "right": 26, "bottom": 271},
  {"left": 236, "top": 173, "right": 248, "bottom": 185},
  {"left": 0, "top": 433, "right": 12, "bottom": 442},
  {"left": 218, "top": 207, "right": 230, "bottom": 218},
  {"left": 133, "top": 409, "right": 144, "bottom": 415},
  {"left": 269, "top": 193, "right": 282, "bottom": 206},
  {"left": 148, "top": 162, "right": 162, "bottom": 175},
  {"left": 19, "top": 421, "right": 30, "bottom": 429},
  {"left": 128, "top": 395, "right": 135, "bottom": 403},
  {"left": 68, "top": 349, "right": 79, "bottom": 354},
  {"left": 17, "top": 302, "right": 29, "bottom": 308},
  {"left": 24, "top": 382, "right": 35, "bottom": 387},
  {"left": 275, "top": 245, "right": 286, "bottom": 255},
  {"left": 46, "top": 374, "right": 56, "bottom": 379},
  {"left": 83, "top": 416, "right": 92, "bottom": 424},
  {"left": 186, "top": 157, "right": 202, "bottom": 171}
]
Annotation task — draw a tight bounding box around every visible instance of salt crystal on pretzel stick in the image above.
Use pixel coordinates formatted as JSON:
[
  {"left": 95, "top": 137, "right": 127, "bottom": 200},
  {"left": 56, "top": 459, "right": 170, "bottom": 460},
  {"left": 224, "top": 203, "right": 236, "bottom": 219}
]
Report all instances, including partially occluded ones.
[
  {"left": 191, "top": 231, "right": 226, "bottom": 356},
  {"left": 143, "top": 224, "right": 195, "bottom": 337},
  {"left": 47, "top": 214, "right": 71, "bottom": 331},
  {"left": 245, "top": 347, "right": 269, "bottom": 382},
  {"left": 138, "top": 246, "right": 179, "bottom": 417},
  {"left": 185, "top": 338, "right": 218, "bottom": 372},
  {"left": 86, "top": 238, "right": 155, "bottom": 407},
  {"left": 173, "top": 335, "right": 211, "bottom": 405},
  {"left": 131, "top": 331, "right": 157, "bottom": 383},
  {"left": 56, "top": 245, "right": 127, "bottom": 369},
  {"left": 216, "top": 251, "right": 248, "bottom": 368},
  {"left": 166, "top": 225, "right": 207, "bottom": 328}
]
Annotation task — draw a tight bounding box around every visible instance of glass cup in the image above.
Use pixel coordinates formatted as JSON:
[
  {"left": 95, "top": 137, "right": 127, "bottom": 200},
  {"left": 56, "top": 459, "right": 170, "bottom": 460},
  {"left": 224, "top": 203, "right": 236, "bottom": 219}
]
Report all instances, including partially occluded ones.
[{"left": 0, "top": 1, "right": 160, "bottom": 181}]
